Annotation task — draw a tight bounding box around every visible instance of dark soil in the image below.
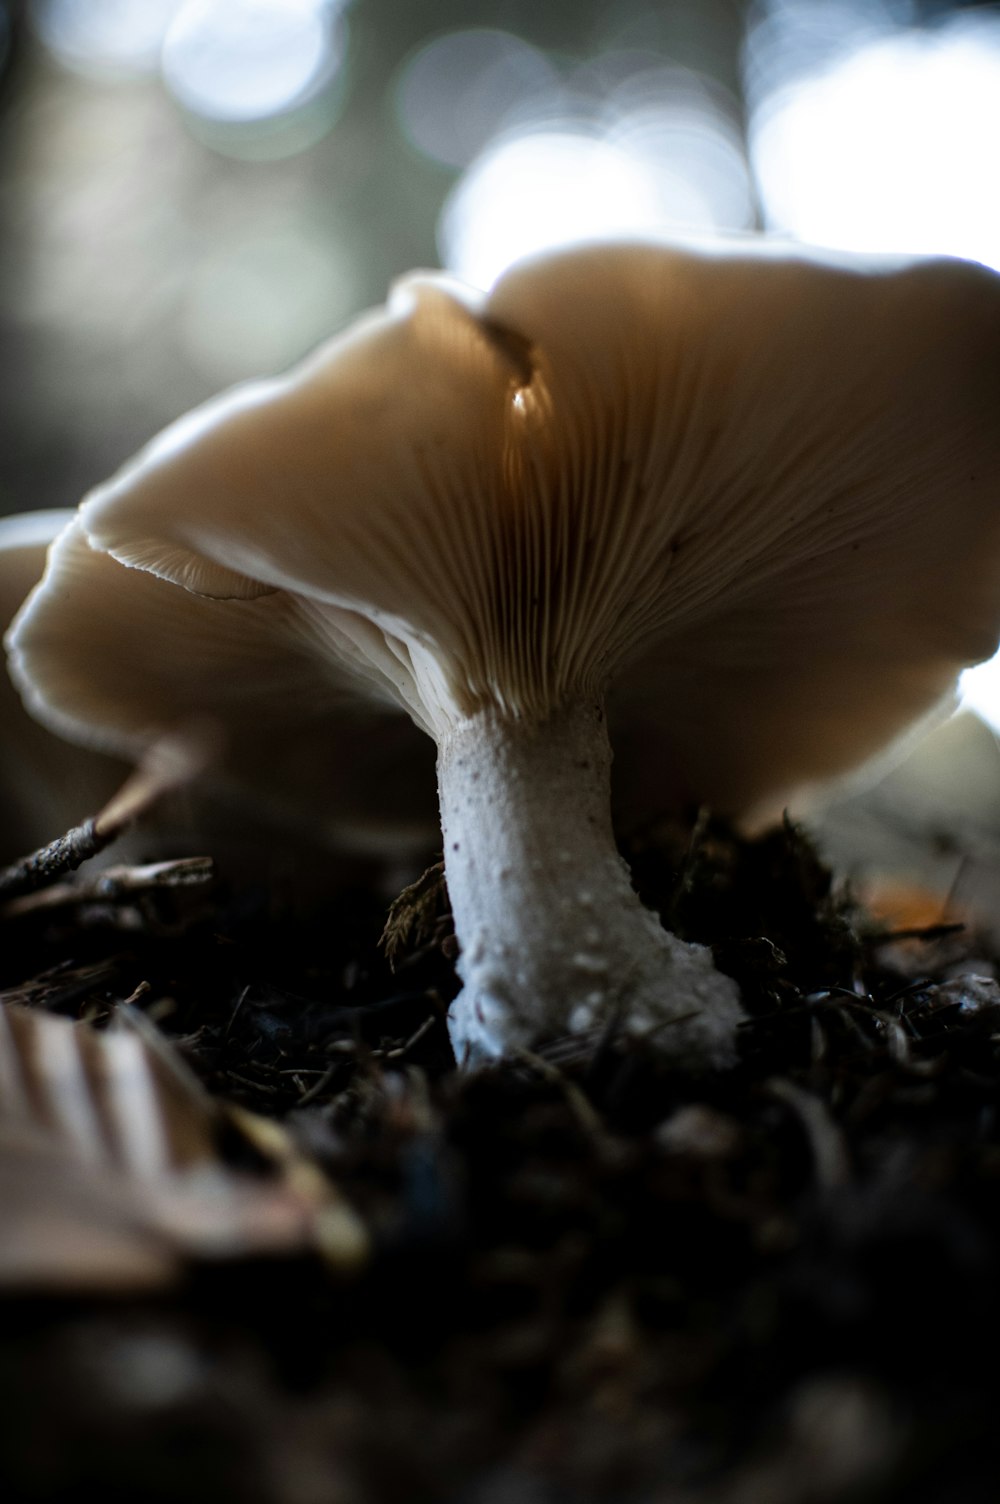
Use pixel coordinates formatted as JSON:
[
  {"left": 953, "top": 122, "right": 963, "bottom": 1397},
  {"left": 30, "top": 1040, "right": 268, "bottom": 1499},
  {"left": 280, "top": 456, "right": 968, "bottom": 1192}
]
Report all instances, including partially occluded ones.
[{"left": 2, "top": 813, "right": 1000, "bottom": 1504}]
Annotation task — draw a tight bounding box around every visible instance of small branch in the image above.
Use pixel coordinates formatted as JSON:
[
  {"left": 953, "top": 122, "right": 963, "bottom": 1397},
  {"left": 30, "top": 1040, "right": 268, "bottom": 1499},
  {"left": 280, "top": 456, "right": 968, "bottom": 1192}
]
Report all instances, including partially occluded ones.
[
  {"left": 766, "top": 1077, "right": 852, "bottom": 1190},
  {"left": 379, "top": 1013, "right": 438, "bottom": 1060},
  {"left": 513, "top": 1046, "right": 606, "bottom": 1141},
  {"left": 2, "top": 857, "right": 215, "bottom": 919},
  {"left": 0, "top": 818, "right": 104, "bottom": 900},
  {"left": 0, "top": 730, "right": 215, "bottom": 902}
]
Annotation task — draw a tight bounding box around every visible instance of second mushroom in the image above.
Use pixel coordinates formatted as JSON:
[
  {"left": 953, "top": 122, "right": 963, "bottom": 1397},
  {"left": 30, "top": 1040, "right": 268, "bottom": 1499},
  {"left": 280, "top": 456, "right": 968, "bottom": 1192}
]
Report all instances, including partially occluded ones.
[{"left": 8, "top": 240, "right": 1000, "bottom": 1065}]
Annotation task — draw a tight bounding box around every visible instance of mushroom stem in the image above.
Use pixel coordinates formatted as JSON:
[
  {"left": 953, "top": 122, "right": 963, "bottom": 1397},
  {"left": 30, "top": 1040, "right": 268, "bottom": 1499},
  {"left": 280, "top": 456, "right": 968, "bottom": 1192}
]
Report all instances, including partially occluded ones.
[{"left": 438, "top": 700, "right": 743, "bottom": 1065}]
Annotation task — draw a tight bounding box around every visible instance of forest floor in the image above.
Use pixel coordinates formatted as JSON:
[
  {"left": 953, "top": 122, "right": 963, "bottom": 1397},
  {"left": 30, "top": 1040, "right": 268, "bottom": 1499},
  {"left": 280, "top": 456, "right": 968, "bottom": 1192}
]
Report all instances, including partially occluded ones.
[{"left": 1, "top": 812, "right": 999, "bottom": 1504}]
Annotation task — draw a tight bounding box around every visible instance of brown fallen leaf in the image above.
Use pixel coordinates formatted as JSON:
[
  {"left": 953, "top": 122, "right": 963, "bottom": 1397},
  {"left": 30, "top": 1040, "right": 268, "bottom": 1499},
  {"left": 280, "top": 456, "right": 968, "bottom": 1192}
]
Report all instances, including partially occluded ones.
[{"left": 0, "top": 1002, "right": 368, "bottom": 1292}]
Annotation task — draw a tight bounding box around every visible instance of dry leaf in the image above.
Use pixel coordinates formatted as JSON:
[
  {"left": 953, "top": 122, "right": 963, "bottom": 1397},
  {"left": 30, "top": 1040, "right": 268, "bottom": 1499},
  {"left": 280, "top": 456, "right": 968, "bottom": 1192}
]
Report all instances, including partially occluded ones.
[{"left": 0, "top": 1003, "right": 368, "bottom": 1291}]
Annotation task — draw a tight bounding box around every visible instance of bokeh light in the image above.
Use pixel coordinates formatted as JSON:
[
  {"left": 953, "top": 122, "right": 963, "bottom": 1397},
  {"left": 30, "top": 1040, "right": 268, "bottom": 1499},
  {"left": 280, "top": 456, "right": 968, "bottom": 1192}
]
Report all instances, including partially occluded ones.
[
  {"left": 961, "top": 660, "right": 1000, "bottom": 739},
  {"left": 606, "top": 65, "right": 755, "bottom": 235},
  {"left": 748, "top": 10, "right": 1000, "bottom": 269},
  {"left": 161, "top": 0, "right": 349, "bottom": 157},
  {"left": 441, "top": 130, "right": 661, "bottom": 291},
  {"left": 14, "top": 84, "right": 190, "bottom": 343},
  {"left": 395, "top": 28, "right": 558, "bottom": 170},
  {"left": 439, "top": 56, "right": 753, "bottom": 289},
  {"left": 30, "top": 0, "right": 180, "bottom": 79},
  {"left": 30, "top": 0, "right": 351, "bottom": 159},
  {"left": 746, "top": 3, "right": 1000, "bottom": 732},
  {"left": 162, "top": 0, "right": 341, "bottom": 123}
]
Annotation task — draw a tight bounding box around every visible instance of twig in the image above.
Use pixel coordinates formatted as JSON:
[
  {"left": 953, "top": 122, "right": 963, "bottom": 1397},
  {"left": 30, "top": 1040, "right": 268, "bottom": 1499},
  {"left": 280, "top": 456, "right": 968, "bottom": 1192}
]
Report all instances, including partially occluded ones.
[
  {"left": 225, "top": 1072, "right": 280, "bottom": 1096},
  {"left": 223, "top": 985, "right": 252, "bottom": 1043},
  {"left": 0, "top": 731, "right": 215, "bottom": 902},
  {"left": 765, "top": 1077, "right": 852, "bottom": 1189},
  {"left": 295, "top": 1061, "right": 341, "bottom": 1107},
  {"left": 2, "top": 857, "right": 215, "bottom": 919},
  {"left": 513, "top": 1046, "right": 605, "bottom": 1140},
  {"left": 380, "top": 1013, "right": 437, "bottom": 1060},
  {"left": 0, "top": 818, "right": 105, "bottom": 900}
]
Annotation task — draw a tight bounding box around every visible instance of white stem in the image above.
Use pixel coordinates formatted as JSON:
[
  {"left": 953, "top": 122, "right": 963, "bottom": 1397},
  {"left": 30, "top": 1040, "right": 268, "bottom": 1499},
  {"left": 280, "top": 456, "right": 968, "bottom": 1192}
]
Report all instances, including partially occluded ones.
[{"left": 438, "top": 700, "right": 743, "bottom": 1066}]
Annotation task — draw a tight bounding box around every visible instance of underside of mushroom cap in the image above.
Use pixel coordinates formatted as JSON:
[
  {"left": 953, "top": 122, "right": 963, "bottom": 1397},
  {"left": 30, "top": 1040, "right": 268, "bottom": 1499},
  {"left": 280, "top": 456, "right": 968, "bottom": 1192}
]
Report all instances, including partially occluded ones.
[
  {"left": 7, "top": 519, "right": 437, "bottom": 855},
  {"left": 0, "top": 511, "right": 82, "bottom": 615},
  {"left": 0, "top": 512, "right": 130, "bottom": 857},
  {"left": 31, "top": 239, "right": 1000, "bottom": 812}
]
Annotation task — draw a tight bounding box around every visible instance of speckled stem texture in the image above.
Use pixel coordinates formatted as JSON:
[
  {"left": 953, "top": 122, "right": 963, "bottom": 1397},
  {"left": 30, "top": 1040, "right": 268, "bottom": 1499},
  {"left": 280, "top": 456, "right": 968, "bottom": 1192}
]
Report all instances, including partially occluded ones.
[{"left": 439, "top": 700, "right": 743, "bottom": 1067}]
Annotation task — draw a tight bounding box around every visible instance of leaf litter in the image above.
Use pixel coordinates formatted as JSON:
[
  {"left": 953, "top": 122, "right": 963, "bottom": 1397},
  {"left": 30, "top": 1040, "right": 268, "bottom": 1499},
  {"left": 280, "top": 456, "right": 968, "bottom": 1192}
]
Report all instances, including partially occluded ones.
[{"left": 1, "top": 808, "right": 1000, "bottom": 1502}]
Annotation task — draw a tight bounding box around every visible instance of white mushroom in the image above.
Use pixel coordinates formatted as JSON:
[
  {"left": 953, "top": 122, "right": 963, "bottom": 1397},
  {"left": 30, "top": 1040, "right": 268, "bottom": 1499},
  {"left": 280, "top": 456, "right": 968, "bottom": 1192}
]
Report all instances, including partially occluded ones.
[
  {"left": 808, "top": 708, "right": 1000, "bottom": 933},
  {"left": 0, "top": 510, "right": 125, "bottom": 859},
  {"left": 8, "top": 516, "right": 438, "bottom": 865},
  {"left": 8, "top": 239, "right": 1000, "bottom": 1066}
]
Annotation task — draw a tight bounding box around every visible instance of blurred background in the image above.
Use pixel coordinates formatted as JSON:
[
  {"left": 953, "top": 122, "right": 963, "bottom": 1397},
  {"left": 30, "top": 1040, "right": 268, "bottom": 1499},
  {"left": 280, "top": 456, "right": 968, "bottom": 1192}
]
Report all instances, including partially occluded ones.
[
  {"left": 1, "top": 0, "right": 1000, "bottom": 910},
  {"left": 2, "top": 0, "right": 999, "bottom": 515}
]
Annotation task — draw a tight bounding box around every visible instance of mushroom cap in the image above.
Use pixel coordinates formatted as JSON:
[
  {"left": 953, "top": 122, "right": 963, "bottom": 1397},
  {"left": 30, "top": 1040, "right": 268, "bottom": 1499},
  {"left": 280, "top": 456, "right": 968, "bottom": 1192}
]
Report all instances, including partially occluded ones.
[
  {"left": 9, "top": 238, "right": 1000, "bottom": 818},
  {"left": 0, "top": 511, "right": 128, "bottom": 858},
  {"left": 7, "top": 519, "right": 437, "bottom": 857},
  {"left": 0, "top": 511, "right": 79, "bottom": 616},
  {"left": 812, "top": 707, "right": 1000, "bottom": 896}
]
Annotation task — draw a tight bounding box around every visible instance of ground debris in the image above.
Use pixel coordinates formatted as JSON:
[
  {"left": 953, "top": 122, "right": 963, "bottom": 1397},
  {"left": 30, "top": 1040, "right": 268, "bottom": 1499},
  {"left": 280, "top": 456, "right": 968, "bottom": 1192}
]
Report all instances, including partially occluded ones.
[
  {"left": 379, "top": 857, "right": 451, "bottom": 968},
  {"left": 0, "top": 732, "right": 213, "bottom": 901},
  {"left": 0, "top": 1001, "right": 367, "bottom": 1290},
  {"left": 2, "top": 813, "right": 1000, "bottom": 1502}
]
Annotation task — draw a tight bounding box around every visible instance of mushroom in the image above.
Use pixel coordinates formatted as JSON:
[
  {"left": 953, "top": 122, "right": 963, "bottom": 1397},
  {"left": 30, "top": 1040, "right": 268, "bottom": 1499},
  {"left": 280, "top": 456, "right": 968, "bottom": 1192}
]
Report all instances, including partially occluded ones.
[
  {"left": 7, "top": 239, "right": 1000, "bottom": 1066},
  {"left": 0, "top": 510, "right": 126, "bottom": 859},
  {"left": 7, "top": 515, "right": 439, "bottom": 869},
  {"left": 0, "top": 512, "right": 436, "bottom": 887},
  {"left": 807, "top": 707, "right": 1000, "bottom": 933}
]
